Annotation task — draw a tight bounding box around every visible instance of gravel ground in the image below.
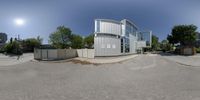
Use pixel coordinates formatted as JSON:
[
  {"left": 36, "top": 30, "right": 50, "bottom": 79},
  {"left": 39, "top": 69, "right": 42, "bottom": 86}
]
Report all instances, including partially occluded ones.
[{"left": 0, "top": 54, "right": 200, "bottom": 100}]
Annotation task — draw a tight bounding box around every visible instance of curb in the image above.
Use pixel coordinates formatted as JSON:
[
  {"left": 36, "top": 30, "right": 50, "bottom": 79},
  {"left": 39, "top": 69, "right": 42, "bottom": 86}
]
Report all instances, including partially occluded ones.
[{"left": 72, "top": 55, "right": 138, "bottom": 64}]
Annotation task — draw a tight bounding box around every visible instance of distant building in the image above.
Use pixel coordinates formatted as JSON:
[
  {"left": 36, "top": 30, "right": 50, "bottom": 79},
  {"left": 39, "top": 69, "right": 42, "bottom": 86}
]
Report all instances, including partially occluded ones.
[
  {"left": 94, "top": 19, "right": 152, "bottom": 56},
  {"left": 0, "top": 33, "right": 7, "bottom": 48},
  {"left": 196, "top": 32, "right": 200, "bottom": 47}
]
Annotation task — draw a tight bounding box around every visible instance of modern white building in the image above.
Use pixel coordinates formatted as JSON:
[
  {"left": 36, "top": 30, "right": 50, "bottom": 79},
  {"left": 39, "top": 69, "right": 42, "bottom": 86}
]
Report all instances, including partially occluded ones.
[{"left": 94, "top": 19, "right": 151, "bottom": 56}]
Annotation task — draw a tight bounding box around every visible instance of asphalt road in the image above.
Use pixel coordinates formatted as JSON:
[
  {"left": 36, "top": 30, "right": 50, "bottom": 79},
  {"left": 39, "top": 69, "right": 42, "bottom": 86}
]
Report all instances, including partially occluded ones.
[{"left": 0, "top": 54, "right": 200, "bottom": 100}]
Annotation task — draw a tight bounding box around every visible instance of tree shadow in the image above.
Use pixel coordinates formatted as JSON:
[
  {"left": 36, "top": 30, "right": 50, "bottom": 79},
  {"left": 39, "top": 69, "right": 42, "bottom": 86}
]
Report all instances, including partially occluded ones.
[
  {"left": 159, "top": 52, "right": 179, "bottom": 56},
  {"left": 2, "top": 53, "right": 23, "bottom": 60},
  {"left": 159, "top": 52, "right": 195, "bottom": 57}
]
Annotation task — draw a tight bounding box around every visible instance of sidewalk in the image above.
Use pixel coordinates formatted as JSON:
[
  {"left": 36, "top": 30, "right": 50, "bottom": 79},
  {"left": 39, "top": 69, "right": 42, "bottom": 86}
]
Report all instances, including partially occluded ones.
[
  {"left": 0, "top": 53, "right": 33, "bottom": 66},
  {"left": 161, "top": 53, "right": 200, "bottom": 67},
  {"left": 73, "top": 54, "right": 138, "bottom": 64}
]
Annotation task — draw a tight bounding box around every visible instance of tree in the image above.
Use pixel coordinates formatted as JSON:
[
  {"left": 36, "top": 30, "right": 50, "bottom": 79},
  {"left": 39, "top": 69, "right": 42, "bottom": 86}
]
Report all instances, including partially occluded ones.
[
  {"left": 84, "top": 34, "right": 94, "bottom": 49},
  {"left": 10, "top": 37, "right": 13, "bottom": 43},
  {"left": 71, "top": 34, "right": 83, "bottom": 49},
  {"left": 36, "top": 36, "right": 43, "bottom": 44},
  {"left": 49, "top": 26, "right": 72, "bottom": 49},
  {"left": 4, "top": 40, "right": 22, "bottom": 55},
  {"left": 167, "top": 25, "right": 198, "bottom": 46},
  {"left": 22, "top": 38, "right": 41, "bottom": 52},
  {"left": 160, "top": 40, "right": 173, "bottom": 52},
  {"left": 151, "top": 35, "right": 159, "bottom": 51}
]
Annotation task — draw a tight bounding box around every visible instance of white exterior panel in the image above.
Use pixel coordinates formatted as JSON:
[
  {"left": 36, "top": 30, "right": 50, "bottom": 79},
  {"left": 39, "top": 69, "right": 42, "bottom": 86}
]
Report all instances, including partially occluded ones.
[
  {"left": 94, "top": 19, "right": 151, "bottom": 57},
  {"left": 99, "top": 21, "right": 121, "bottom": 35},
  {"left": 94, "top": 36, "right": 121, "bottom": 56}
]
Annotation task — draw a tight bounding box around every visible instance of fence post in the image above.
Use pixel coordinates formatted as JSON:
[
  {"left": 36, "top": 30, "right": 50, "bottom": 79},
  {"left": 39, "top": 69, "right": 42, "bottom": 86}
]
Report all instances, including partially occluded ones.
[
  {"left": 47, "top": 50, "right": 49, "bottom": 59},
  {"left": 40, "top": 49, "right": 42, "bottom": 60}
]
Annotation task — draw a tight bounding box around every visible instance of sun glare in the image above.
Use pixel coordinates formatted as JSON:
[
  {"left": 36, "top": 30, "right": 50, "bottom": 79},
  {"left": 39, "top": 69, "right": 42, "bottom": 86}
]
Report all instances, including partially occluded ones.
[{"left": 14, "top": 18, "right": 25, "bottom": 26}]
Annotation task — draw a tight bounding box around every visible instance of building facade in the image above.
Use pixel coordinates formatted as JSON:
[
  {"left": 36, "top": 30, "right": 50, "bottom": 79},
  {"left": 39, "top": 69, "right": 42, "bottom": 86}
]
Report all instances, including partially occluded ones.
[
  {"left": 195, "top": 32, "right": 200, "bottom": 47},
  {"left": 94, "top": 19, "right": 151, "bottom": 56},
  {"left": 0, "top": 33, "right": 7, "bottom": 48}
]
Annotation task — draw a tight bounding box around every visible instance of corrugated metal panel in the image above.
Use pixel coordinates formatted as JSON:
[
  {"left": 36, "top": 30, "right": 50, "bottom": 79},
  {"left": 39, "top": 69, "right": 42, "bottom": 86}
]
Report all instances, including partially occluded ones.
[
  {"left": 99, "top": 21, "right": 121, "bottom": 36},
  {"left": 129, "top": 34, "right": 137, "bottom": 54},
  {"left": 94, "top": 36, "right": 121, "bottom": 56}
]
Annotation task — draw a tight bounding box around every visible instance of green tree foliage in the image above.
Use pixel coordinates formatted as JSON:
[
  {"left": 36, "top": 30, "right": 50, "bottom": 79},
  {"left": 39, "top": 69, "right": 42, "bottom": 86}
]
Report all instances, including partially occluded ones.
[
  {"left": 160, "top": 40, "right": 173, "bottom": 52},
  {"left": 84, "top": 34, "right": 94, "bottom": 49},
  {"left": 167, "top": 25, "right": 198, "bottom": 46},
  {"left": 22, "top": 38, "right": 41, "bottom": 52},
  {"left": 49, "top": 26, "right": 72, "bottom": 49},
  {"left": 3, "top": 36, "right": 42, "bottom": 54},
  {"left": 151, "top": 35, "right": 159, "bottom": 51},
  {"left": 49, "top": 26, "right": 95, "bottom": 49},
  {"left": 71, "top": 34, "right": 83, "bottom": 49},
  {"left": 4, "top": 40, "right": 22, "bottom": 55},
  {"left": 36, "top": 36, "right": 43, "bottom": 44}
]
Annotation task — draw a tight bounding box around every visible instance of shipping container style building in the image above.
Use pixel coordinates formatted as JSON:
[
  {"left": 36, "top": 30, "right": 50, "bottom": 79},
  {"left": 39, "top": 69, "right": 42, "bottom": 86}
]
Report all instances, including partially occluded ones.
[{"left": 94, "top": 19, "right": 151, "bottom": 56}]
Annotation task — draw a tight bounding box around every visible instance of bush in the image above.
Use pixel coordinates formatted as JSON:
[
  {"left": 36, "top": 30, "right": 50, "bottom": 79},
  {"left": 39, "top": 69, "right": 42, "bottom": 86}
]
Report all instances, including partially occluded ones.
[
  {"left": 196, "top": 48, "right": 200, "bottom": 53},
  {"left": 4, "top": 41, "right": 23, "bottom": 55},
  {"left": 22, "top": 38, "right": 41, "bottom": 52},
  {"left": 0, "top": 45, "right": 5, "bottom": 53}
]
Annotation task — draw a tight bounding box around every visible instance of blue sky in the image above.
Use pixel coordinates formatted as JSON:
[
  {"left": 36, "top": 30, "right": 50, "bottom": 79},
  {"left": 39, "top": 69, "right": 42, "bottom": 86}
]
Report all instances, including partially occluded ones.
[{"left": 0, "top": 0, "right": 200, "bottom": 43}]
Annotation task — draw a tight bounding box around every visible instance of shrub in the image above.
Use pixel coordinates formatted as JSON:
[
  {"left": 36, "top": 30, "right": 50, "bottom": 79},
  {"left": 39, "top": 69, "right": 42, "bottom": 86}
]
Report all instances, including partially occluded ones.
[
  {"left": 22, "top": 38, "right": 41, "bottom": 52},
  {"left": 4, "top": 41, "right": 23, "bottom": 55},
  {"left": 196, "top": 48, "right": 200, "bottom": 53},
  {"left": 0, "top": 45, "right": 5, "bottom": 53}
]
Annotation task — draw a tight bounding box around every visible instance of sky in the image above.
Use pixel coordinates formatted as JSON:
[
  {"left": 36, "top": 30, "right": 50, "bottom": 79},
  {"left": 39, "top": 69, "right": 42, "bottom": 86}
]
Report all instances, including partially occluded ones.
[{"left": 0, "top": 0, "right": 200, "bottom": 43}]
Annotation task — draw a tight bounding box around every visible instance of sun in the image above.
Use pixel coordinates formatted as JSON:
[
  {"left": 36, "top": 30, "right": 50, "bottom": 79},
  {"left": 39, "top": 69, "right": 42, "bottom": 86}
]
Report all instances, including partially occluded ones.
[{"left": 14, "top": 18, "right": 25, "bottom": 26}]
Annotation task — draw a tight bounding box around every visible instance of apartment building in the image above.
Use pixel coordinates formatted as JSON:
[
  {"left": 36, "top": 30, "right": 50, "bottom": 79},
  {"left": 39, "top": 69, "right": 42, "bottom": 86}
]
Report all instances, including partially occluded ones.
[{"left": 0, "top": 33, "right": 7, "bottom": 48}]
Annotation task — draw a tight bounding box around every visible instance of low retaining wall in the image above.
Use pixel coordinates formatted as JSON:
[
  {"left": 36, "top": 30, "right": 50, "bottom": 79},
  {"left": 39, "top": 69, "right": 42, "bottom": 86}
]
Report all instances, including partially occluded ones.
[
  {"left": 180, "top": 47, "right": 196, "bottom": 55},
  {"left": 34, "top": 49, "right": 95, "bottom": 60},
  {"left": 34, "top": 49, "right": 77, "bottom": 60},
  {"left": 77, "top": 49, "right": 95, "bottom": 58}
]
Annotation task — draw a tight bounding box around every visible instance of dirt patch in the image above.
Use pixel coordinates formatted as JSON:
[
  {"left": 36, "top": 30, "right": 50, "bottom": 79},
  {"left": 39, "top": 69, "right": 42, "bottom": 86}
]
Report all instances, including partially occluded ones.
[{"left": 71, "top": 59, "right": 101, "bottom": 66}]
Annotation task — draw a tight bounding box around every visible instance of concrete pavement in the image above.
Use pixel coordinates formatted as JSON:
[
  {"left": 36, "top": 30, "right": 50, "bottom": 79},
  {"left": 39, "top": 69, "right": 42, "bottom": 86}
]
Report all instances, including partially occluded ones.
[
  {"left": 73, "top": 54, "right": 138, "bottom": 64},
  {"left": 0, "top": 53, "right": 33, "bottom": 66},
  {"left": 161, "top": 53, "right": 200, "bottom": 67},
  {"left": 0, "top": 54, "right": 200, "bottom": 100}
]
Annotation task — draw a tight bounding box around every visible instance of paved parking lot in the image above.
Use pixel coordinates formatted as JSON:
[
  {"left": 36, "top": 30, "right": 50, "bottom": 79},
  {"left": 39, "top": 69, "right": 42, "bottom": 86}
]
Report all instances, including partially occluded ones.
[
  {"left": 0, "top": 53, "right": 33, "bottom": 66},
  {"left": 0, "top": 54, "right": 200, "bottom": 100}
]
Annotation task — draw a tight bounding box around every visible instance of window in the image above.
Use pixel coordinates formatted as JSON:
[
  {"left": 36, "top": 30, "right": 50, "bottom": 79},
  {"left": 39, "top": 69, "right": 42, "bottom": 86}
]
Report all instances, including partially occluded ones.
[
  {"left": 121, "top": 38, "right": 124, "bottom": 53},
  {"left": 125, "top": 38, "right": 130, "bottom": 53},
  {"left": 96, "top": 33, "right": 118, "bottom": 38},
  {"left": 126, "top": 21, "right": 137, "bottom": 37}
]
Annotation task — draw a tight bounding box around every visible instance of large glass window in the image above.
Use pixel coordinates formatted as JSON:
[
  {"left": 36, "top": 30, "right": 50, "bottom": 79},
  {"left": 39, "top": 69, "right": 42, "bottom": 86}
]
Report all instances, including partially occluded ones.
[
  {"left": 141, "top": 31, "right": 151, "bottom": 47},
  {"left": 96, "top": 33, "right": 119, "bottom": 38},
  {"left": 137, "top": 32, "right": 143, "bottom": 41},
  {"left": 125, "top": 21, "right": 137, "bottom": 37},
  {"left": 121, "top": 38, "right": 123, "bottom": 53},
  {"left": 125, "top": 38, "right": 130, "bottom": 53}
]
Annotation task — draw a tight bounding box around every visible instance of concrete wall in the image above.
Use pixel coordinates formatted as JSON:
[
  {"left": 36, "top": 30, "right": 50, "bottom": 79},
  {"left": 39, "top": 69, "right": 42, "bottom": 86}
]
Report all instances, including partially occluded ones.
[
  {"left": 66, "top": 49, "right": 77, "bottom": 59},
  {"left": 181, "top": 47, "right": 196, "bottom": 55},
  {"left": 136, "top": 41, "right": 146, "bottom": 49},
  {"left": 48, "top": 49, "right": 58, "bottom": 60},
  {"left": 34, "top": 49, "right": 77, "bottom": 60},
  {"left": 34, "top": 49, "right": 41, "bottom": 59},
  {"left": 77, "top": 49, "right": 95, "bottom": 58}
]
